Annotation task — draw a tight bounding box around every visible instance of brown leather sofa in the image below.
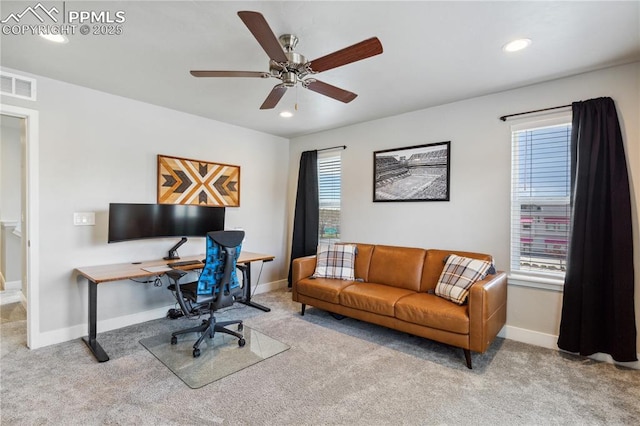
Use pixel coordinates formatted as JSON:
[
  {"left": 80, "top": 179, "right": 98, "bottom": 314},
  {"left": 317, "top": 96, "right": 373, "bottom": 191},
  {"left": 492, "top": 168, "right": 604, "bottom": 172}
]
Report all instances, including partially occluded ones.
[{"left": 291, "top": 243, "right": 507, "bottom": 368}]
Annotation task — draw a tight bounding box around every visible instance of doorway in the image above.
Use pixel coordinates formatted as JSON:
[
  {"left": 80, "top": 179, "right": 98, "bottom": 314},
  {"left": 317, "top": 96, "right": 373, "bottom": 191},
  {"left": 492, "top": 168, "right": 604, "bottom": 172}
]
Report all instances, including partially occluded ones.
[
  {"left": 0, "top": 104, "right": 39, "bottom": 349},
  {"left": 0, "top": 115, "right": 24, "bottom": 303}
]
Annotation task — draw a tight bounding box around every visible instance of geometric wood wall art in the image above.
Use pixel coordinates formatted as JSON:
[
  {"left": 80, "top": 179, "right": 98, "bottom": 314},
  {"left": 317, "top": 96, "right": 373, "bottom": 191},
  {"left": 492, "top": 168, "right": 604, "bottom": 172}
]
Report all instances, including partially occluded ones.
[{"left": 157, "top": 154, "right": 240, "bottom": 207}]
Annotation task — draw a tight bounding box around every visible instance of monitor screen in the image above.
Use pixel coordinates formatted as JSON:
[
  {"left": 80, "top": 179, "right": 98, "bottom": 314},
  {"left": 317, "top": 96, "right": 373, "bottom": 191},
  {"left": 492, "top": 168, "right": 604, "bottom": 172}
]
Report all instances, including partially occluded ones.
[{"left": 108, "top": 203, "right": 225, "bottom": 243}]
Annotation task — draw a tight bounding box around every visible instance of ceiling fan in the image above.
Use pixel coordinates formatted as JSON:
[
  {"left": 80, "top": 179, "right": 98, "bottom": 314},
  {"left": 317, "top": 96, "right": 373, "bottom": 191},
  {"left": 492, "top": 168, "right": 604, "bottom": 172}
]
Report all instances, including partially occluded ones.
[{"left": 190, "top": 11, "right": 383, "bottom": 110}]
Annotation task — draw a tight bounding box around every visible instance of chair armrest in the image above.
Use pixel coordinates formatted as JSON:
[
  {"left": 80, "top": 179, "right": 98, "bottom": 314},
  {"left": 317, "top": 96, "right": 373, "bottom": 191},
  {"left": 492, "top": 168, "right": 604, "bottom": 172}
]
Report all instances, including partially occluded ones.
[
  {"left": 166, "top": 269, "right": 188, "bottom": 282},
  {"left": 468, "top": 271, "right": 507, "bottom": 353}
]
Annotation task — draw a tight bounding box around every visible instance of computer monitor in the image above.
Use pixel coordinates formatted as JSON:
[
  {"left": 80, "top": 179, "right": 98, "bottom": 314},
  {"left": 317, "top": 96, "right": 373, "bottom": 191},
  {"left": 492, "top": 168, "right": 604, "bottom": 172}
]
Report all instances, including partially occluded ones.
[{"left": 108, "top": 203, "right": 225, "bottom": 259}]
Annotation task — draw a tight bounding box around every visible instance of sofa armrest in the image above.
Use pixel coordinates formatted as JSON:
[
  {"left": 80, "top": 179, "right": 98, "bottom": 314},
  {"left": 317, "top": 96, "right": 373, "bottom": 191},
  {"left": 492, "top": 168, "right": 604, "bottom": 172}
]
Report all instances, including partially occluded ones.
[
  {"left": 468, "top": 271, "right": 507, "bottom": 353},
  {"left": 291, "top": 255, "right": 317, "bottom": 298}
]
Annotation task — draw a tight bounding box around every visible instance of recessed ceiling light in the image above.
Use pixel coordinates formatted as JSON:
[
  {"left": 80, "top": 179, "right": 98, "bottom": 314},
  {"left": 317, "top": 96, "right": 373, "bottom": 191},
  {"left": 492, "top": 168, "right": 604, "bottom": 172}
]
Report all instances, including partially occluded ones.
[
  {"left": 503, "top": 38, "right": 531, "bottom": 53},
  {"left": 279, "top": 111, "right": 293, "bottom": 118},
  {"left": 40, "top": 34, "right": 68, "bottom": 44}
]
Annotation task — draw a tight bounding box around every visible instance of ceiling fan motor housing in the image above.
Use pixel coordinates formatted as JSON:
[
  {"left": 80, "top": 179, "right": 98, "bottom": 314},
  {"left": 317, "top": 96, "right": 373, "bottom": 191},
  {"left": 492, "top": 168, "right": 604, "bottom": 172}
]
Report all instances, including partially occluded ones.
[{"left": 269, "top": 43, "right": 308, "bottom": 86}]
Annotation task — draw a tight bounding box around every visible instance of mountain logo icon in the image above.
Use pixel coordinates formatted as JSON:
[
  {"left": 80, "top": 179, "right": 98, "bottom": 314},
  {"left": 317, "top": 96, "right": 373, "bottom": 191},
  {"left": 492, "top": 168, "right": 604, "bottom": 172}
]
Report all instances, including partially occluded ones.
[{"left": 1, "top": 2, "right": 59, "bottom": 24}]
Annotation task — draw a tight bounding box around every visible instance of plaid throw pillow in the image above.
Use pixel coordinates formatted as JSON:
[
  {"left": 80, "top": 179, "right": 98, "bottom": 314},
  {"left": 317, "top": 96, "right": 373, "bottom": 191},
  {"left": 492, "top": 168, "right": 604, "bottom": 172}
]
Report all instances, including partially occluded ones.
[
  {"left": 435, "top": 254, "right": 493, "bottom": 305},
  {"left": 312, "top": 243, "right": 357, "bottom": 280}
]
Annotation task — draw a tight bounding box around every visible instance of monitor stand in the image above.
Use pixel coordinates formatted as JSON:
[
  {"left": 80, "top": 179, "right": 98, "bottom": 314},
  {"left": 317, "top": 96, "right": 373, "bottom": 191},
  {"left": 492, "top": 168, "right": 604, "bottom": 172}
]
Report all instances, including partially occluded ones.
[{"left": 164, "top": 237, "right": 188, "bottom": 260}]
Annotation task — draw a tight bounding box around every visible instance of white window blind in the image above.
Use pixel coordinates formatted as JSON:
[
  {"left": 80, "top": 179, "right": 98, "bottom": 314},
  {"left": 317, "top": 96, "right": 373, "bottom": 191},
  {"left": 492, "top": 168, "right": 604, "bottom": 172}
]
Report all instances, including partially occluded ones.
[
  {"left": 318, "top": 152, "right": 341, "bottom": 243},
  {"left": 510, "top": 117, "right": 572, "bottom": 277}
]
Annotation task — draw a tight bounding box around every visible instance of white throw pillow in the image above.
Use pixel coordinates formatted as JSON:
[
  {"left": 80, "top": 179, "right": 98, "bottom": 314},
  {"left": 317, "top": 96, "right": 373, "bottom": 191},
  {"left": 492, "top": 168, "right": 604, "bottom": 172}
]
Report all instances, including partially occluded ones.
[
  {"left": 312, "top": 243, "right": 357, "bottom": 280},
  {"left": 435, "top": 254, "right": 493, "bottom": 305}
]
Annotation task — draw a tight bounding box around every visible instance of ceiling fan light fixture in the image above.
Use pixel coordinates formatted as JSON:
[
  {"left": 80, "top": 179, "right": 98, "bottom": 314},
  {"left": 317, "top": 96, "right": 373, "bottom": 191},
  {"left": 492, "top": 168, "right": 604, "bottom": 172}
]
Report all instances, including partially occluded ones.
[
  {"left": 279, "top": 111, "right": 294, "bottom": 118},
  {"left": 503, "top": 38, "right": 531, "bottom": 53},
  {"left": 40, "top": 33, "right": 68, "bottom": 44},
  {"left": 282, "top": 71, "right": 298, "bottom": 87}
]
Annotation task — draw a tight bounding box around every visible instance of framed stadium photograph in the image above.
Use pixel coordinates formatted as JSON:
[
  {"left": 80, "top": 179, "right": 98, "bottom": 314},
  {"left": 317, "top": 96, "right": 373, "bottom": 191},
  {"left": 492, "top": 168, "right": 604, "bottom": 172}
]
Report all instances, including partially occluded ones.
[{"left": 373, "top": 141, "right": 450, "bottom": 202}]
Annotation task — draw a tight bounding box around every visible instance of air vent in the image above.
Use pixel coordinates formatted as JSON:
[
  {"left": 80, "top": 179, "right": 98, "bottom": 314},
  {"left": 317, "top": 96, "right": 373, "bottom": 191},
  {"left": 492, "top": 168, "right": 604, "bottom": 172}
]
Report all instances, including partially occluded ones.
[{"left": 0, "top": 71, "right": 36, "bottom": 101}]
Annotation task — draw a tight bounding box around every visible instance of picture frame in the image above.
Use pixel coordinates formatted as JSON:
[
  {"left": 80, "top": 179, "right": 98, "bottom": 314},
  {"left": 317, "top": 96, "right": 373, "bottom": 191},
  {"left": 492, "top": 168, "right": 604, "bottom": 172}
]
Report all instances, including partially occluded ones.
[
  {"left": 373, "top": 141, "right": 450, "bottom": 202},
  {"left": 157, "top": 154, "right": 240, "bottom": 207}
]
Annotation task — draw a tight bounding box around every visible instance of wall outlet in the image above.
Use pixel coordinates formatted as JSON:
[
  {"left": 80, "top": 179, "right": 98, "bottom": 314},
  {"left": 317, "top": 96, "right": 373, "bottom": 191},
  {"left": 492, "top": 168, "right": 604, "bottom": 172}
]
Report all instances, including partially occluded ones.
[{"left": 73, "top": 212, "right": 95, "bottom": 226}]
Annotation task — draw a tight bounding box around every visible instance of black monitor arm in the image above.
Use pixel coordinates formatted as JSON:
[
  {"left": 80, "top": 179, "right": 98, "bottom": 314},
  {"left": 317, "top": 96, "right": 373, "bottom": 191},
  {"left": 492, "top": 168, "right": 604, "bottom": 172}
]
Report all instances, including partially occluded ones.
[{"left": 164, "top": 237, "right": 188, "bottom": 260}]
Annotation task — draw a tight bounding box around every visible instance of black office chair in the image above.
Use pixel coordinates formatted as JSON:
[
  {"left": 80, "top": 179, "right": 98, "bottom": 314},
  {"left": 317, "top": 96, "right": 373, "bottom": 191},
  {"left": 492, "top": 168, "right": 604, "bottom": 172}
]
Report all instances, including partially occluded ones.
[{"left": 166, "top": 230, "right": 246, "bottom": 358}]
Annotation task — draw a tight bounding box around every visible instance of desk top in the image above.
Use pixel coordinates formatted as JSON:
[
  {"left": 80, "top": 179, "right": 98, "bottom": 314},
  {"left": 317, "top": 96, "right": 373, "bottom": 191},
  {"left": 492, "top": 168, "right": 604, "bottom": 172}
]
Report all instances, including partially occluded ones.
[{"left": 75, "top": 251, "right": 275, "bottom": 284}]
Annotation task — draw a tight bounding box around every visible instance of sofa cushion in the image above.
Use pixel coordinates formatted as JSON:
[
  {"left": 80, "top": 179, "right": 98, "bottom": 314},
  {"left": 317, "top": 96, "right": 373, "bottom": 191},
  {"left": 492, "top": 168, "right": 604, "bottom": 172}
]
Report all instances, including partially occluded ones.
[
  {"left": 349, "top": 243, "right": 375, "bottom": 282},
  {"left": 340, "top": 282, "right": 416, "bottom": 317},
  {"left": 395, "top": 293, "right": 469, "bottom": 334},
  {"left": 435, "top": 254, "right": 493, "bottom": 304},
  {"left": 312, "top": 243, "right": 357, "bottom": 280},
  {"left": 296, "top": 277, "right": 355, "bottom": 304},
  {"left": 367, "top": 245, "right": 426, "bottom": 291}
]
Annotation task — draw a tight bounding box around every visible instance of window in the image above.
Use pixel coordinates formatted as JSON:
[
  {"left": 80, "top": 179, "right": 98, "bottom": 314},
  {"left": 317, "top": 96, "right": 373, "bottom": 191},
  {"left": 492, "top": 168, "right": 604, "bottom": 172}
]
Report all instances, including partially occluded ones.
[
  {"left": 510, "top": 116, "right": 572, "bottom": 279},
  {"left": 318, "top": 152, "right": 341, "bottom": 243}
]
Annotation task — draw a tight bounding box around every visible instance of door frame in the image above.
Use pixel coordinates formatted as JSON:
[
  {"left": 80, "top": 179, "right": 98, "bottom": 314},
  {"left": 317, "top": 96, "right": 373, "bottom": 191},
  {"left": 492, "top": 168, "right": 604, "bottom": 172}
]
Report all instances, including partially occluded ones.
[{"left": 1, "top": 104, "right": 40, "bottom": 349}]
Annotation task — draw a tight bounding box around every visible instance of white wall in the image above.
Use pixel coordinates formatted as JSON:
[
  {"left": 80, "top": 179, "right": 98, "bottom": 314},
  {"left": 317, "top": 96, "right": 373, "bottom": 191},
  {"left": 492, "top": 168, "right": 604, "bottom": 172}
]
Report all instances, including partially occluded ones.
[
  {"left": 1, "top": 68, "right": 289, "bottom": 341},
  {"left": 289, "top": 62, "right": 640, "bottom": 355}
]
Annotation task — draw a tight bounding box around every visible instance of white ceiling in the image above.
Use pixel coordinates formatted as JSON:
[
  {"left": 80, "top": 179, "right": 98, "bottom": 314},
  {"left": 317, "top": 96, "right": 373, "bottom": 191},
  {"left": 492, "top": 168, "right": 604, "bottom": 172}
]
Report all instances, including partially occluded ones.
[{"left": 1, "top": 1, "right": 639, "bottom": 138}]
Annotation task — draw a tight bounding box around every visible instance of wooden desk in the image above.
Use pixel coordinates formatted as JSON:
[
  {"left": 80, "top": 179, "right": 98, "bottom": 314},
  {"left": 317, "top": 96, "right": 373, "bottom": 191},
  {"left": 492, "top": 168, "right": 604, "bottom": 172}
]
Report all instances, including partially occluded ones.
[{"left": 75, "top": 251, "right": 275, "bottom": 362}]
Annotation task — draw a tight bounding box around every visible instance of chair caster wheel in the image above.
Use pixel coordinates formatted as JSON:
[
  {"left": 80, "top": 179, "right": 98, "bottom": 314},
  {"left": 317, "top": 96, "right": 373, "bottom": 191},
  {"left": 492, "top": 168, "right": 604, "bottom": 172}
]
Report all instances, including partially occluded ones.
[
  {"left": 193, "top": 348, "right": 201, "bottom": 358},
  {"left": 238, "top": 323, "right": 243, "bottom": 331},
  {"left": 171, "top": 336, "right": 178, "bottom": 345},
  {"left": 238, "top": 338, "right": 246, "bottom": 347}
]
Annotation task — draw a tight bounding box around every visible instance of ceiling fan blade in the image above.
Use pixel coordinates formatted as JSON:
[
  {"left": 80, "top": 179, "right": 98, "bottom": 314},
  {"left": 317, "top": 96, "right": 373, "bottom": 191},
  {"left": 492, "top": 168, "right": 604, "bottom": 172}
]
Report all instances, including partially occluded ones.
[
  {"left": 190, "top": 71, "right": 270, "bottom": 78},
  {"left": 238, "top": 11, "right": 288, "bottom": 63},
  {"left": 260, "top": 85, "right": 287, "bottom": 109},
  {"left": 304, "top": 79, "right": 357, "bottom": 103},
  {"left": 309, "top": 37, "right": 383, "bottom": 73}
]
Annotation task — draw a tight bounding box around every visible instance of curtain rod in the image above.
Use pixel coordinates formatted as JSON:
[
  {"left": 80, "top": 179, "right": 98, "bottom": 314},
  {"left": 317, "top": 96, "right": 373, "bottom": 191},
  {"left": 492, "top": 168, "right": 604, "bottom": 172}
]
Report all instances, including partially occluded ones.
[
  {"left": 317, "top": 145, "right": 346, "bottom": 152},
  {"left": 499, "top": 104, "right": 572, "bottom": 122}
]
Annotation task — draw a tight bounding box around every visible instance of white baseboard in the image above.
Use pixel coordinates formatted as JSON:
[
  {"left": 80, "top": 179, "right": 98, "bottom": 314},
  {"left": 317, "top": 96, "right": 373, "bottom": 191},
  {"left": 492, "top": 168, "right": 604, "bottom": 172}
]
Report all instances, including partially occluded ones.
[
  {"left": 498, "top": 325, "right": 559, "bottom": 350},
  {"left": 0, "top": 289, "right": 23, "bottom": 305},
  {"left": 34, "top": 304, "right": 175, "bottom": 349},
  {"left": 31, "top": 279, "right": 287, "bottom": 349},
  {"left": 0, "top": 274, "right": 20, "bottom": 292},
  {"left": 4, "top": 280, "right": 21, "bottom": 291},
  {"left": 499, "top": 325, "right": 640, "bottom": 370},
  {"left": 252, "top": 279, "right": 288, "bottom": 295}
]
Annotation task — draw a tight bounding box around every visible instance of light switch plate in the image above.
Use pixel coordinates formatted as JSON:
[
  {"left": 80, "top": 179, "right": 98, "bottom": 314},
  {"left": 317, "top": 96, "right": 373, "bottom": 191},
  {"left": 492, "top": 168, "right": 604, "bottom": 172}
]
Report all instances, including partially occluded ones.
[{"left": 73, "top": 212, "right": 95, "bottom": 226}]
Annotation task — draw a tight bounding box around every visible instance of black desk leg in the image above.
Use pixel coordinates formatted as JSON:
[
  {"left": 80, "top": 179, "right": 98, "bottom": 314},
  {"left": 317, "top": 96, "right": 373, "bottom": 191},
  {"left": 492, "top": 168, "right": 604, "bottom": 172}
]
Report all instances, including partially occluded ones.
[
  {"left": 239, "top": 261, "right": 271, "bottom": 312},
  {"left": 82, "top": 279, "right": 110, "bottom": 362}
]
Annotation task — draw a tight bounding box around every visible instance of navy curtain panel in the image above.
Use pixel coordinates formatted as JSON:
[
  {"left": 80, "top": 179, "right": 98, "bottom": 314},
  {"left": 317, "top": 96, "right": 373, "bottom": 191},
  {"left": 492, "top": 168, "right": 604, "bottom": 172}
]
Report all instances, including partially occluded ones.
[
  {"left": 288, "top": 150, "right": 319, "bottom": 287},
  {"left": 557, "top": 97, "right": 637, "bottom": 362}
]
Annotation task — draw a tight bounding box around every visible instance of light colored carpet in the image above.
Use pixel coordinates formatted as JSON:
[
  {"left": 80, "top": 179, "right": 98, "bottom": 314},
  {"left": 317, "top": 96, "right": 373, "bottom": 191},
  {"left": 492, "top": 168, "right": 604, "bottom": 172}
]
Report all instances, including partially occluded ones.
[{"left": 1, "top": 289, "right": 639, "bottom": 425}]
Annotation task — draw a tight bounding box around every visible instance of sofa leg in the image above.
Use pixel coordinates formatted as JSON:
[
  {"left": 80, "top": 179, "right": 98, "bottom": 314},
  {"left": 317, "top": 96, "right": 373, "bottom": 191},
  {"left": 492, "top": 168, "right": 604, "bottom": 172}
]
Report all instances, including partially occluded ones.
[
  {"left": 463, "top": 349, "right": 472, "bottom": 369},
  {"left": 301, "top": 304, "right": 306, "bottom": 316}
]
